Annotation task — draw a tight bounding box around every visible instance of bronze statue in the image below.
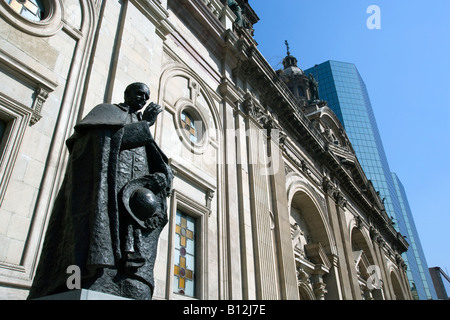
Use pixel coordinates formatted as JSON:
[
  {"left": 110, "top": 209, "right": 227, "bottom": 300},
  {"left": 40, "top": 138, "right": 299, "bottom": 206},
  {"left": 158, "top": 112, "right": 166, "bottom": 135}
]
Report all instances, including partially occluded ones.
[
  {"left": 308, "top": 74, "right": 320, "bottom": 101},
  {"left": 228, "top": 0, "right": 244, "bottom": 27},
  {"left": 28, "top": 83, "right": 173, "bottom": 300}
]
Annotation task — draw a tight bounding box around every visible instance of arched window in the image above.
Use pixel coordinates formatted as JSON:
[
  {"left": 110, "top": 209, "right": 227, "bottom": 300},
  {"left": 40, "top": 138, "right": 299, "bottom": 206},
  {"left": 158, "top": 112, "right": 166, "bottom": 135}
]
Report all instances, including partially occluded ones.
[{"left": 5, "top": 0, "right": 45, "bottom": 21}]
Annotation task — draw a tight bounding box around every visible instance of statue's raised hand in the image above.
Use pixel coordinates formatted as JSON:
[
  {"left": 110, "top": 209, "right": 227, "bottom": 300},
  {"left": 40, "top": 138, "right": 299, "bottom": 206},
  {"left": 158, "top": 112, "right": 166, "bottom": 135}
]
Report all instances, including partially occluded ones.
[{"left": 142, "top": 102, "right": 162, "bottom": 126}]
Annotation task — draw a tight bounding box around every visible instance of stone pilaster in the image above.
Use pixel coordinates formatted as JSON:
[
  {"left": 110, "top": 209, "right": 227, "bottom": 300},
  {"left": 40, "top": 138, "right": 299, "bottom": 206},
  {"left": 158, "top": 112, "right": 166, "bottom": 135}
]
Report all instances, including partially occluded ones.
[
  {"left": 221, "top": 95, "right": 243, "bottom": 299},
  {"left": 234, "top": 108, "right": 257, "bottom": 300},
  {"left": 244, "top": 95, "right": 278, "bottom": 300},
  {"left": 322, "top": 177, "right": 355, "bottom": 299},
  {"left": 268, "top": 128, "right": 299, "bottom": 300},
  {"left": 370, "top": 226, "right": 391, "bottom": 300}
]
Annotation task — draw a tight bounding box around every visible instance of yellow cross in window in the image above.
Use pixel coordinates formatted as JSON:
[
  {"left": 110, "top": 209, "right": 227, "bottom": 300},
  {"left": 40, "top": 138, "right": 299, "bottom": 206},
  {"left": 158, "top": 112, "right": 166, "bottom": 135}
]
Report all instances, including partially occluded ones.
[
  {"left": 174, "top": 216, "right": 194, "bottom": 292},
  {"left": 182, "top": 115, "right": 196, "bottom": 137},
  {"left": 174, "top": 256, "right": 194, "bottom": 291},
  {"left": 175, "top": 216, "right": 194, "bottom": 247},
  {"left": 8, "top": 0, "right": 39, "bottom": 16}
]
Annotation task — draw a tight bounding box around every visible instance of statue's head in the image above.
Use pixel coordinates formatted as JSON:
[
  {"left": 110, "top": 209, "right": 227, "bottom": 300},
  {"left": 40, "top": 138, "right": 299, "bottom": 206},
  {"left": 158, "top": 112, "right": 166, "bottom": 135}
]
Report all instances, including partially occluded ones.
[{"left": 124, "top": 82, "right": 150, "bottom": 112}]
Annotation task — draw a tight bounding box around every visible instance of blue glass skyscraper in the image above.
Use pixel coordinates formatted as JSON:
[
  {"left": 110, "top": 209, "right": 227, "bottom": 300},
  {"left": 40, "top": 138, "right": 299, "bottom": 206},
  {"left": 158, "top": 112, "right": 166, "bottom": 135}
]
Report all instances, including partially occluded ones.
[
  {"left": 391, "top": 172, "right": 437, "bottom": 300},
  {"left": 304, "top": 60, "right": 437, "bottom": 300}
]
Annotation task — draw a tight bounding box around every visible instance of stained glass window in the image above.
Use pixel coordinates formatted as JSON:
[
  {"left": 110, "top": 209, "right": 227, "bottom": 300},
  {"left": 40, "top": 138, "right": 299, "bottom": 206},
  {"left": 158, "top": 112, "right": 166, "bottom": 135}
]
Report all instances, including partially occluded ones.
[
  {"left": 5, "top": 0, "right": 45, "bottom": 21},
  {"left": 181, "top": 111, "right": 198, "bottom": 143},
  {"left": 173, "top": 210, "right": 196, "bottom": 297}
]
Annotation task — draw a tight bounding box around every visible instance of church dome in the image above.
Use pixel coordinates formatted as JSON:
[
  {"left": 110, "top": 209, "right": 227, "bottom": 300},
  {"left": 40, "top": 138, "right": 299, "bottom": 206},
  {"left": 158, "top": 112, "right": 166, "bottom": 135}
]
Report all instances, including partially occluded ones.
[{"left": 283, "top": 65, "right": 304, "bottom": 77}]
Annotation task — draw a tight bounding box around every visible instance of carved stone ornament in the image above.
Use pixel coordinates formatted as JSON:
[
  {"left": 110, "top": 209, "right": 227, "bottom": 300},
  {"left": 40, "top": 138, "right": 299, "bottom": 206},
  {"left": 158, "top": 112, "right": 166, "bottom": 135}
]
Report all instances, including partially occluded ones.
[
  {"left": 313, "top": 281, "right": 328, "bottom": 300},
  {"left": 278, "top": 130, "right": 287, "bottom": 147},
  {"left": 30, "top": 87, "right": 49, "bottom": 126},
  {"left": 322, "top": 176, "right": 336, "bottom": 196},
  {"left": 291, "top": 223, "right": 306, "bottom": 258},
  {"left": 206, "top": 188, "right": 215, "bottom": 215},
  {"left": 296, "top": 267, "right": 310, "bottom": 284},
  {"left": 355, "top": 216, "right": 363, "bottom": 230},
  {"left": 243, "top": 93, "right": 264, "bottom": 121},
  {"left": 333, "top": 190, "right": 348, "bottom": 208}
]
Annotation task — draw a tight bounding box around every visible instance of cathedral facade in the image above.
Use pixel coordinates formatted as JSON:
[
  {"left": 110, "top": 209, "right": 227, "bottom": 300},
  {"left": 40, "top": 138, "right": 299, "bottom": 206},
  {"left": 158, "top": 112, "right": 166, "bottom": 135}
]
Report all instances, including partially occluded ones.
[{"left": 0, "top": 0, "right": 412, "bottom": 300}]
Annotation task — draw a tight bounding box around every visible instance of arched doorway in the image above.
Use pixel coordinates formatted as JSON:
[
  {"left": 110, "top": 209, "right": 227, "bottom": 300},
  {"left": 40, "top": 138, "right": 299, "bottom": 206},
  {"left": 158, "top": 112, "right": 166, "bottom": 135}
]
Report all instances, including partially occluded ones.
[
  {"left": 287, "top": 180, "right": 337, "bottom": 300},
  {"left": 350, "top": 227, "right": 384, "bottom": 300},
  {"left": 390, "top": 271, "right": 406, "bottom": 300}
]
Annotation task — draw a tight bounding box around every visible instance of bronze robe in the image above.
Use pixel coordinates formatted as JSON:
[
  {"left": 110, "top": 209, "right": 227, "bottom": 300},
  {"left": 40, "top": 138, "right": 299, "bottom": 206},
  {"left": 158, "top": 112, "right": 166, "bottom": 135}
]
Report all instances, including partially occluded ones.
[{"left": 28, "top": 103, "right": 172, "bottom": 300}]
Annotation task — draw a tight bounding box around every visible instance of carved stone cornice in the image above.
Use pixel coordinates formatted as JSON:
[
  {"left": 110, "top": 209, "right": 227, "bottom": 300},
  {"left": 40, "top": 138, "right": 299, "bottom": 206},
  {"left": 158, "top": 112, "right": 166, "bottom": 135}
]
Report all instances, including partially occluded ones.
[
  {"left": 200, "top": 0, "right": 223, "bottom": 19},
  {"left": 218, "top": 77, "right": 242, "bottom": 105},
  {"left": 133, "top": 0, "right": 174, "bottom": 40},
  {"left": 0, "top": 48, "right": 58, "bottom": 127}
]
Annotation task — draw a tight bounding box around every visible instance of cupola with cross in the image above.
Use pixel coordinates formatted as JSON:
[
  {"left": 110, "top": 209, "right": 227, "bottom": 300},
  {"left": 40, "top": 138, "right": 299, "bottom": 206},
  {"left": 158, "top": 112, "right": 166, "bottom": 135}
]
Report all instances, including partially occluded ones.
[{"left": 278, "top": 41, "right": 320, "bottom": 103}]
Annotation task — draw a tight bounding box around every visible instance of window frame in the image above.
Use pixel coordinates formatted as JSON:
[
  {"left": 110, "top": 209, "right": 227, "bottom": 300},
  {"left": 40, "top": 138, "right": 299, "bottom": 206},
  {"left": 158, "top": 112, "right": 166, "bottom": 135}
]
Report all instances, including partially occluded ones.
[
  {"left": 0, "top": 118, "right": 8, "bottom": 149},
  {"left": 174, "top": 99, "right": 210, "bottom": 156},
  {"left": 167, "top": 190, "right": 209, "bottom": 300},
  {"left": 173, "top": 209, "right": 197, "bottom": 297},
  {"left": 0, "top": 93, "right": 33, "bottom": 206},
  {"left": 0, "top": 0, "right": 62, "bottom": 37},
  {"left": 5, "top": 0, "right": 46, "bottom": 22}
]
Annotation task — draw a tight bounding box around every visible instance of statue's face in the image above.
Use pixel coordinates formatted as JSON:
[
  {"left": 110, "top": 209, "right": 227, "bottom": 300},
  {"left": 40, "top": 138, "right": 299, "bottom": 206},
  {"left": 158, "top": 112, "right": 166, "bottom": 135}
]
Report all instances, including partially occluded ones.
[{"left": 125, "top": 84, "right": 150, "bottom": 111}]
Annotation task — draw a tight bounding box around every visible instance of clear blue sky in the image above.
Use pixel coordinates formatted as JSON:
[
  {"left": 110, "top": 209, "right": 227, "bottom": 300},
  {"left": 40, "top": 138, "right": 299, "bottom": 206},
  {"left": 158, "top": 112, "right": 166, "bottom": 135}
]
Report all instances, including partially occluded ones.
[{"left": 251, "top": 0, "right": 450, "bottom": 275}]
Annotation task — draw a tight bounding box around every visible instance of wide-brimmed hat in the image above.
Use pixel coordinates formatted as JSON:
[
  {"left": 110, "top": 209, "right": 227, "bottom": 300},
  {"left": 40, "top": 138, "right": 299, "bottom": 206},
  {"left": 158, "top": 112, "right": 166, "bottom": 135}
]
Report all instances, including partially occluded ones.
[{"left": 122, "top": 177, "right": 160, "bottom": 229}]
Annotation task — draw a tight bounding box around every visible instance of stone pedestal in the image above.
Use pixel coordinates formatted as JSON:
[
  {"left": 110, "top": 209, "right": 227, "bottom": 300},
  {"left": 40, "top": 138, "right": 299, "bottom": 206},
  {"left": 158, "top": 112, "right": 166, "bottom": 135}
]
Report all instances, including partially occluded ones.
[{"left": 34, "top": 289, "right": 131, "bottom": 300}]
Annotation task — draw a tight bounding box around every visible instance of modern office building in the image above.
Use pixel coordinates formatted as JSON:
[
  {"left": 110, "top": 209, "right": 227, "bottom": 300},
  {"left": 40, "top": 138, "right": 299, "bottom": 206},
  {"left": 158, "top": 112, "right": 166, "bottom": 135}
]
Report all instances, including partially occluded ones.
[
  {"left": 304, "top": 60, "right": 437, "bottom": 300},
  {"left": 391, "top": 173, "right": 437, "bottom": 299},
  {"left": 429, "top": 267, "right": 450, "bottom": 300}
]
